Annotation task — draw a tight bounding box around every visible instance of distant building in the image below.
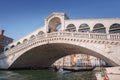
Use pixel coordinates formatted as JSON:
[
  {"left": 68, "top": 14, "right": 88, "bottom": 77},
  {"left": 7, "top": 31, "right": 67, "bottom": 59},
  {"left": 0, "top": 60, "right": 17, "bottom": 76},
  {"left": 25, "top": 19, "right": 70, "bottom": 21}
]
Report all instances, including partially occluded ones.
[
  {"left": 0, "top": 30, "right": 13, "bottom": 53},
  {"left": 53, "top": 54, "right": 107, "bottom": 67},
  {"left": 74, "top": 54, "right": 90, "bottom": 67},
  {"left": 54, "top": 55, "right": 72, "bottom": 67}
]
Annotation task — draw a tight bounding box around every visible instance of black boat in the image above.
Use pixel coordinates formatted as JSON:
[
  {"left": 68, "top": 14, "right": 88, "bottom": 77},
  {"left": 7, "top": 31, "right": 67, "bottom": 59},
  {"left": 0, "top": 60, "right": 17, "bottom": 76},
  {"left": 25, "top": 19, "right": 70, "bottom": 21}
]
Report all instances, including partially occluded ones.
[{"left": 62, "top": 66, "right": 95, "bottom": 72}]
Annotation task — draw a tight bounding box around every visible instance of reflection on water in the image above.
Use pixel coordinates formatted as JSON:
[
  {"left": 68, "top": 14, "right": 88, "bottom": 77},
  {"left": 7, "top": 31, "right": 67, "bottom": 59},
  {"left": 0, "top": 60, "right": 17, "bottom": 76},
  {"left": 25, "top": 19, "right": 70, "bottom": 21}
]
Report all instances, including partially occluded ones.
[{"left": 0, "top": 70, "right": 96, "bottom": 80}]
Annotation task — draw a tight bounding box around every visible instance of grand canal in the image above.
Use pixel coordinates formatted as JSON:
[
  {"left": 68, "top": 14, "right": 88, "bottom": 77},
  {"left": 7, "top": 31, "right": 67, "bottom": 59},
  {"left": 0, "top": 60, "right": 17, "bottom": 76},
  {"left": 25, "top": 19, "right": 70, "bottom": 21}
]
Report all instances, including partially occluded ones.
[{"left": 0, "top": 69, "right": 96, "bottom": 80}]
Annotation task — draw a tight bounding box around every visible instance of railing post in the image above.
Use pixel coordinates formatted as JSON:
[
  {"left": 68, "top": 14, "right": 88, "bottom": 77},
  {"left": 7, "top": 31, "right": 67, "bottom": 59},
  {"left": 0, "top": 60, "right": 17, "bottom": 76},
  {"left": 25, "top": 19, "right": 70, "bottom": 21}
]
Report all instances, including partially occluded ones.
[
  {"left": 88, "top": 32, "right": 90, "bottom": 39},
  {"left": 107, "top": 34, "right": 110, "bottom": 40},
  {"left": 57, "top": 32, "right": 59, "bottom": 37},
  {"left": 71, "top": 32, "right": 74, "bottom": 37},
  {"left": 46, "top": 33, "right": 48, "bottom": 37}
]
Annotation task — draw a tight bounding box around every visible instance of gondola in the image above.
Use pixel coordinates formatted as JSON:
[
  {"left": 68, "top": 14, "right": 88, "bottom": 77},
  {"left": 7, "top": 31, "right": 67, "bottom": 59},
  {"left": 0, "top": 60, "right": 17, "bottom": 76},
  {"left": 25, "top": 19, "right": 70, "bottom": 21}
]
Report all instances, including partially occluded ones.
[{"left": 62, "top": 66, "right": 95, "bottom": 72}]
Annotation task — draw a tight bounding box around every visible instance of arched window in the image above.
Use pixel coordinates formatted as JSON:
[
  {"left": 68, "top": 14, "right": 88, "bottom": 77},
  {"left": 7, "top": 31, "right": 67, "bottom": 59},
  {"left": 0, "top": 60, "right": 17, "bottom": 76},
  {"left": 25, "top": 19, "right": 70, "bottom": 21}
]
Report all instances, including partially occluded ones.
[
  {"left": 78, "top": 24, "right": 90, "bottom": 32},
  {"left": 30, "top": 35, "right": 35, "bottom": 39},
  {"left": 48, "top": 17, "right": 61, "bottom": 33},
  {"left": 66, "top": 24, "right": 76, "bottom": 32},
  {"left": 38, "top": 31, "right": 44, "bottom": 35},
  {"left": 5, "top": 48, "right": 8, "bottom": 51},
  {"left": 23, "top": 39, "right": 28, "bottom": 43},
  {"left": 17, "top": 42, "right": 21, "bottom": 45},
  {"left": 11, "top": 45, "right": 15, "bottom": 48},
  {"left": 109, "top": 23, "right": 120, "bottom": 34},
  {"left": 93, "top": 23, "right": 106, "bottom": 33}
]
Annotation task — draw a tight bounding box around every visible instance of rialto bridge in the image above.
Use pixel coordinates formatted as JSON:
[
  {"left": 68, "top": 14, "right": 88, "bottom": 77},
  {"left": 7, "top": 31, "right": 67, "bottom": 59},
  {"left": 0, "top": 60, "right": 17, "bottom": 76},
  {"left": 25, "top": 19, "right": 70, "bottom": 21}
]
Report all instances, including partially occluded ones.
[{"left": 0, "top": 12, "right": 120, "bottom": 69}]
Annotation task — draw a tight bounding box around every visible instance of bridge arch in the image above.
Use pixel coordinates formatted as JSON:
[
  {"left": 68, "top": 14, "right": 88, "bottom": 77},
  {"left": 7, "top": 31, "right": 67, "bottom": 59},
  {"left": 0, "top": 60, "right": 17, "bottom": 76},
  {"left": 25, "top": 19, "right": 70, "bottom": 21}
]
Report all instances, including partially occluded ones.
[
  {"left": 38, "top": 31, "right": 45, "bottom": 35},
  {"left": 93, "top": 23, "right": 106, "bottom": 33},
  {"left": 10, "top": 45, "right": 15, "bottom": 48},
  {"left": 17, "top": 42, "right": 21, "bottom": 45},
  {"left": 109, "top": 23, "right": 120, "bottom": 34},
  {"left": 78, "top": 23, "right": 90, "bottom": 32},
  {"left": 23, "top": 39, "right": 28, "bottom": 43},
  {"left": 30, "top": 35, "right": 35, "bottom": 39},
  {"left": 48, "top": 17, "right": 61, "bottom": 33},
  {"left": 8, "top": 38, "right": 119, "bottom": 69},
  {"left": 66, "top": 24, "right": 76, "bottom": 32},
  {"left": 4, "top": 48, "right": 9, "bottom": 51}
]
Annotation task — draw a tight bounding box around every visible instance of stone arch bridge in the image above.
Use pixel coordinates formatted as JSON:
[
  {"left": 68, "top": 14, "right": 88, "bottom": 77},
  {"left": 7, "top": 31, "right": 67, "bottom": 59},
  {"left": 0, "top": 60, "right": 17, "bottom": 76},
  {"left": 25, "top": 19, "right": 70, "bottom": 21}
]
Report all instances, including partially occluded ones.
[{"left": 0, "top": 12, "right": 120, "bottom": 69}]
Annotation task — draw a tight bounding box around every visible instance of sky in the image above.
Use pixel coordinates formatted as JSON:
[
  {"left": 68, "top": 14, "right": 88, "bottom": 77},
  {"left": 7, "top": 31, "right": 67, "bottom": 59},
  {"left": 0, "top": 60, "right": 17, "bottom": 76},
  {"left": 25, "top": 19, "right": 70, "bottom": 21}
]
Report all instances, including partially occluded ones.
[{"left": 0, "top": 0, "right": 120, "bottom": 40}]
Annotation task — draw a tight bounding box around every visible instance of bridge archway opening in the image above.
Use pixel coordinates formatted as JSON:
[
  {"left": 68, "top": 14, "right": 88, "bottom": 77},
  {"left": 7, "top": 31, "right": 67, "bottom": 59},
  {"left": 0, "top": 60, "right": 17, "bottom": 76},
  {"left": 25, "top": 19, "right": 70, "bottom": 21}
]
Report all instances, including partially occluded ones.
[
  {"left": 109, "top": 23, "right": 120, "bottom": 34},
  {"left": 78, "top": 23, "right": 90, "bottom": 32},
  {"left": 9, "top": 43, "right": 116, "bottom": 69},
  {"left": 4, "top": 48, "right": 8, "bottom": 51},
  {"left": 66, "top": 24, "right": 76, "bottom": 32},
  {"left": 30, "top": 35, "right": 35, "bottom": 39},
  {"left": 23, "top": 39, "right": 28, "bottom": 43},
  {"left": 93, "top": 23, "right": 106, "bottom": 33},
  {"left": 53, "top": 54, "right": 108, "bottom": 67},
  {"left": 10, "top": 45, "right": 15, "bottom": 48},
  {"left": 17, "top": 42, "right": 21, "bottom": 45},
  {"left": 38, "top": 31, "right": 45, "bottom": 35},
  {"left": 48, "top": 17, "right": 61, "bottom": 33}
]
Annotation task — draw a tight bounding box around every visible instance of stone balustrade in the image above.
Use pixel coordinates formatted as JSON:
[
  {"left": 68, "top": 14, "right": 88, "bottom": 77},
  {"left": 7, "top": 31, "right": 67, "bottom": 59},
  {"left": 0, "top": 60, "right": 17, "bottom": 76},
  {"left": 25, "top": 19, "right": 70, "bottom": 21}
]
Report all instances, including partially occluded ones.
[{"left": 109, "top": 34, "right": 120, "bottom": 40}]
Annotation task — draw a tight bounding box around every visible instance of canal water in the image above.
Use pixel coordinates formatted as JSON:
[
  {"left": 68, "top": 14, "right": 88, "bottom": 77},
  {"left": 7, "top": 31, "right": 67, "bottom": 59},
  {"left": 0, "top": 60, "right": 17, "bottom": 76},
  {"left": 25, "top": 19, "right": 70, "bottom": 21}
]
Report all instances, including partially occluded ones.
[{"left": 0, "top": 69, "right": 96, "bottom": 80}]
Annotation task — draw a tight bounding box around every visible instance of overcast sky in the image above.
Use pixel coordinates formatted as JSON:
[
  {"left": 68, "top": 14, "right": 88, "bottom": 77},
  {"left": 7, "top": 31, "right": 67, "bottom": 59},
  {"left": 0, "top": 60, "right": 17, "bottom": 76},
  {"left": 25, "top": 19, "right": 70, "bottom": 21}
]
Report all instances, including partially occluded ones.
[{"left": 0, "top": 0, "right": 120, "bottom": 40}]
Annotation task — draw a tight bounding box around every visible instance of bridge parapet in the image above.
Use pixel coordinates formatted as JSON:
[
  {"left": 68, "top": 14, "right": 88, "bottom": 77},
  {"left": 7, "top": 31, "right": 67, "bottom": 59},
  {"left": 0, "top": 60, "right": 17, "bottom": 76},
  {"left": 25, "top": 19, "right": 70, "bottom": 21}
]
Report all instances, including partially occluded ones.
[
  {"left": 0, "top": 32, "right": 120, "bottom": 59},
  {"left": 109, "top": 34, "right": 120, "bottom": 40},
  {"left": 45, "top": 32, "right": 120, "bottom": 41}
]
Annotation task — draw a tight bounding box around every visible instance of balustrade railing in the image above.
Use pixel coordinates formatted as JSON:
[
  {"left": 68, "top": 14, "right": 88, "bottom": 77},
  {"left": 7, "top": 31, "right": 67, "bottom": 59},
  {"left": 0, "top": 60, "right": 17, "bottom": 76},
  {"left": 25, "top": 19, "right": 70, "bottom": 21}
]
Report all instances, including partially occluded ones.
[
  {"left": 0, "top": 32, "right": 120, "bottom": 58},
  {"left": 61, "top": 32, "right": 72, "bottom": 37},
  {"left": 73, "top": 32, "right": 89, "bottom": 38},
  {"left": 109, "top": 34, "right": 120, "bottom": 40},
  {"left": 47, "top": 32, "right": 58, "bottom": 37},
  {"left": 90, "top": 33, "right": 107, "bottom": 40}
]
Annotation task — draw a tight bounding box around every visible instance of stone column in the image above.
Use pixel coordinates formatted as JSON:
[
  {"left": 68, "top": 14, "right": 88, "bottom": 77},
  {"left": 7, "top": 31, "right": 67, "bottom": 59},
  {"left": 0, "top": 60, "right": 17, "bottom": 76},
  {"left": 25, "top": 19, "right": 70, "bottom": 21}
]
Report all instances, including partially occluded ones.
[
  {"left": 44, "top": 19, "right": 48, "bottom": 33},
  {"left": 60, "top": 16, "right": 65, "bottom": 31}
]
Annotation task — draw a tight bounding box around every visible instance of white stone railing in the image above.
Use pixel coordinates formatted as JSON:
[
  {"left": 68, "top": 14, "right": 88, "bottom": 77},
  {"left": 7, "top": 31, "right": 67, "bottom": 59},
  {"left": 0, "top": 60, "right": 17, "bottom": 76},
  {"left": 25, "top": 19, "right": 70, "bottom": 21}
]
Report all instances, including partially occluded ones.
[
  {"left": 73, "top": 32, "right": 89, "bottom": 38},
  {"left": 109, "top": 34, "right": 120, "bottom": 40},
  {"left": 0, "top": 32, "right": 120, "bottom": 59},
  {"left": 46, "top": 32, "right": 120, "bottom": 40},
  {"left": 90, "top": 33, "right": 107, "bottom": 40}
]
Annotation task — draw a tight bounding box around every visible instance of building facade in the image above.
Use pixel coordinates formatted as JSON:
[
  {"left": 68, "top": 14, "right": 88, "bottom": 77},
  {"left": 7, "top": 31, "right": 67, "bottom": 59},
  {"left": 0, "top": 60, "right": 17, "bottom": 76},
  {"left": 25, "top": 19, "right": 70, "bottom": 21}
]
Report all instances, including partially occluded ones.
[
  {"left": 53, "top": 54, "right": 107, "bottom": 67},
  {"left": 0, "top": 30, "right": 13, "bottom": 53}
]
